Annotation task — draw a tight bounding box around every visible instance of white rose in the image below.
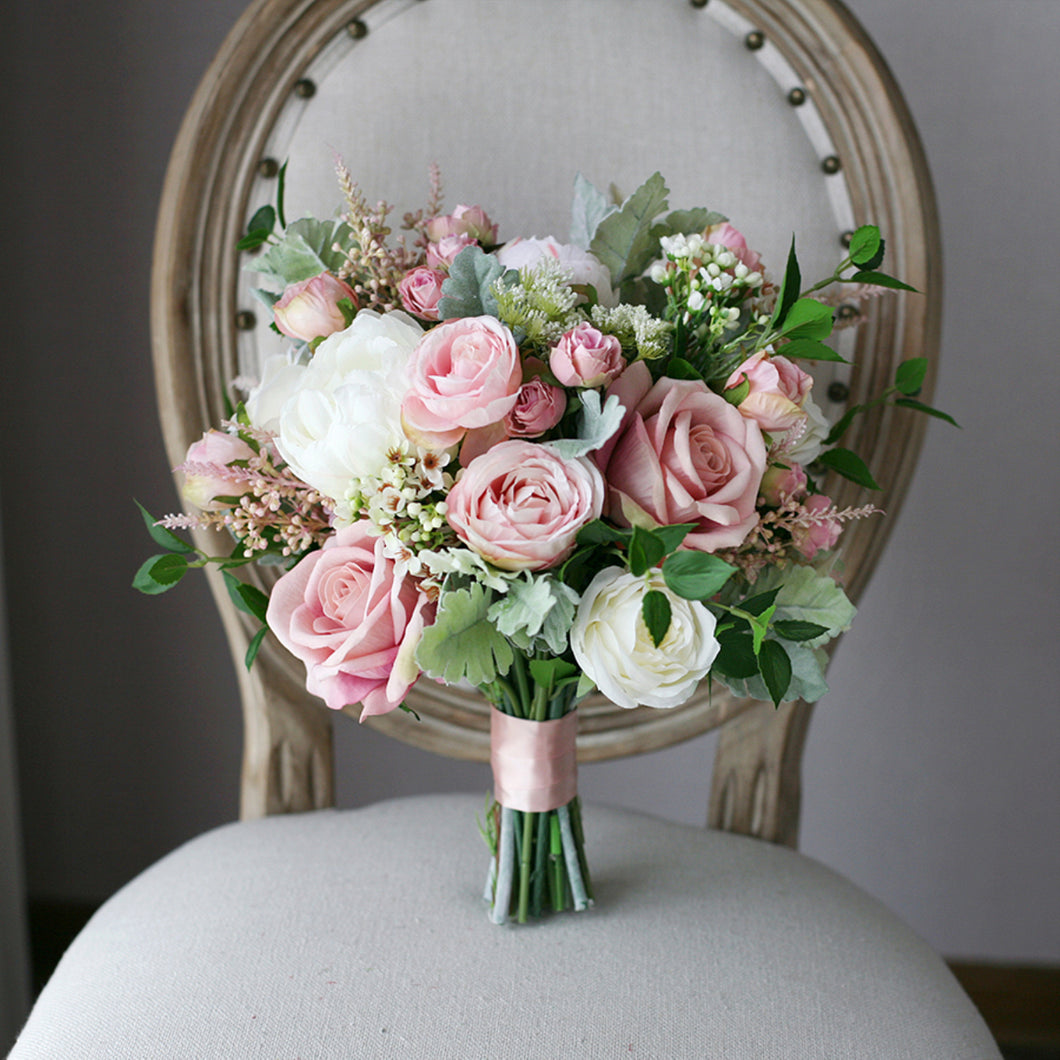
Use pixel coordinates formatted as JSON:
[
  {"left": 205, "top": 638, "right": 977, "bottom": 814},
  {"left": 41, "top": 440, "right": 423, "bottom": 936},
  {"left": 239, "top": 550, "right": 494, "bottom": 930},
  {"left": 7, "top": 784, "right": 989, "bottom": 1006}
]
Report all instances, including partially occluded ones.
[
  {"left": 783, "top": 392, "right": 829, "bottom": 466},
  {"left": 272, "top": 310, "right": 424, "bottom": 503},
  {"left": 570, "top": 568, "right": 720, "bottom": 709},
  {"left": 496, "top": 237, "right": 617, "bottom": 307}
]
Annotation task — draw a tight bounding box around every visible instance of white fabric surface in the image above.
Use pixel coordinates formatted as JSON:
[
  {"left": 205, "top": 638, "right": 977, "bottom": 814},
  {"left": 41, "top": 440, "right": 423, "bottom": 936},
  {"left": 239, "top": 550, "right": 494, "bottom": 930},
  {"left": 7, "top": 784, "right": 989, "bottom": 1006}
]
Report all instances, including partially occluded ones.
[{"left": 11, "top": 795, "right": 1000, "bottom": 1059}]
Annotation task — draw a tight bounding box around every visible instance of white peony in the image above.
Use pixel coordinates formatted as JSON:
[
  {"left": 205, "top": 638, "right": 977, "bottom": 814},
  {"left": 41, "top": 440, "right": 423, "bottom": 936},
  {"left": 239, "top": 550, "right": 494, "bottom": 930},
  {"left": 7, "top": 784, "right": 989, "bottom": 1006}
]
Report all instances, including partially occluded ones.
[
  {"left": 496, "top": 237, "right": 618, "bottom": 306},
  {"left": 570, "top": 567, "right": 720, "bottom": 710},
  {"left": 245, "top": 353, "right": 307, "bottom": 433},
  {"left": 263, "top": 310, "right": 424, "bottom": 504}
]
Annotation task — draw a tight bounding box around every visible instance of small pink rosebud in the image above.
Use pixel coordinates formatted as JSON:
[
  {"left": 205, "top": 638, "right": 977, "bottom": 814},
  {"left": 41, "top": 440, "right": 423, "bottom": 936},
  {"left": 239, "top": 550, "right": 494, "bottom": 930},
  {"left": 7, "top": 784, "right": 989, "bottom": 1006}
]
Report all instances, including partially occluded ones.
[
  {"left": 398, "top": 266, "right": 447, "bottom": 320},
  {"left": 426, "top": 204, "right": 498, "bottom": 246},
  {"left": 426, "top": 234, "right": 476, "bottom": 270},
  {"left": 273, "top": 273, "right": 358, "bottom": 344},
  {"left": 180, "top": 430, "right": 255, "bottom": 511},
  {"left": 725, "top": 350, "right": 812, "bottom": 433},
  {"left": 505, "top": 376, "right": 567, "bottom": 438},
  {"left": 550, "top": 322, "right": 625, "bottom": 388},
  {"left": 793, "top": 494, "right": 843, "bottom": 559},
  {"left": 704, "top": 221, "right": 762, "bottom": 272},
  {"left": 759, "top": 463, "right": 808, "bottom": 507}
]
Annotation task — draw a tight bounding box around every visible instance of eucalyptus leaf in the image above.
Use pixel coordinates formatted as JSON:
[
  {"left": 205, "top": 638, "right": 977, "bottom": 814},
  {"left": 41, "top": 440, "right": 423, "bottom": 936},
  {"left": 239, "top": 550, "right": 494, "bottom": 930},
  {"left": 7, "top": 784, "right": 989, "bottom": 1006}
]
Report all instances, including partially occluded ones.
[{"left": 589, "top": 172, "right": 669, "bottom": 285}]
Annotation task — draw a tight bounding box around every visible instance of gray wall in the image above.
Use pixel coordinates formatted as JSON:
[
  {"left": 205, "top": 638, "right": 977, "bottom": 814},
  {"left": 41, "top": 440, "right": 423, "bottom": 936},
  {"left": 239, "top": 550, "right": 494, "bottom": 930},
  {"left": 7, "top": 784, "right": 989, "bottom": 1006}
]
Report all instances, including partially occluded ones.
[{"left": 2, "top": 0, "right": 1057, "bottom": 971}]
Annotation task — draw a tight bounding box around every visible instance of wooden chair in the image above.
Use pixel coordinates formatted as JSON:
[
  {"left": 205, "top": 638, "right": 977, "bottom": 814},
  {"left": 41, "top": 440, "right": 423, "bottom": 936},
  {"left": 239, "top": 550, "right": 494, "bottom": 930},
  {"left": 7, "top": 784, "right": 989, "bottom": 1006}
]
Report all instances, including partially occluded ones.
[{"left": 12, "top": 1, "right": 1001, "bottom": 1056}]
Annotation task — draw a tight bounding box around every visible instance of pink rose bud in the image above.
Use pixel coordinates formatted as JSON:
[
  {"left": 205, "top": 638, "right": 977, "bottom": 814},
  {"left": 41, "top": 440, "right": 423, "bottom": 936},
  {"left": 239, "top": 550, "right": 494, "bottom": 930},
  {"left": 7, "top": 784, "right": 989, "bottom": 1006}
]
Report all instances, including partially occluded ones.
[
  {"left": 446, "top": 440, "right": 605, "bottom": 571},
  {"left": 725, "top": 350, "right": 813, "bottom": 433},
  {"left": 793, "top": 495, "right": 843, "bottom": 559},
  {"left": 426, "top": 234, "right": 476, "bottom": 269},
  {"left": 401, "top": 316, "right": 522, "bottom": 450},
  {"left": 398, "top": 266, "right": 446, "bottom": 320},
  {"left": 426, "top": 204, "right": 498, "bottom": 245},
  {"left": 180, "top": 430, "right": 256, "bottom": 511},
  {"left": 704, "top": 221, "right": 762, "bottom": 272},
  {"left": 759, "top": 463, "right": 808, "bottom": 507},
  {"left": 272, "top": 273, "right": 357, "bottom": 344},
  {"left": 550, "top": 323, "right": 625, "bottom": 388},
  {"left": 505, "top": 376, "right": 567, "bottom": 437}
]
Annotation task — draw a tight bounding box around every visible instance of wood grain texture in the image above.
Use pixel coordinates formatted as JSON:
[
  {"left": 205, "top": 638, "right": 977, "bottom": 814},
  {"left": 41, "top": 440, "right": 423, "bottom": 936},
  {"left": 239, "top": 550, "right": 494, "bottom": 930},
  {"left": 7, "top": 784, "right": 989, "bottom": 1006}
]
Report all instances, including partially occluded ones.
[{"left": 151, "top": 0, "right": 940, "bottom": 835}]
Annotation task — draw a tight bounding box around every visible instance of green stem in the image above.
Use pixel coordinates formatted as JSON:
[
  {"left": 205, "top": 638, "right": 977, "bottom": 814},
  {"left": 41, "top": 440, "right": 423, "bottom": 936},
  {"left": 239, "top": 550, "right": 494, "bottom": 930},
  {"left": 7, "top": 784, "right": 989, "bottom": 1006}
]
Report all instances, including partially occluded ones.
[{"left": 517, "top": 810, "right": 535, "bottom": 923}]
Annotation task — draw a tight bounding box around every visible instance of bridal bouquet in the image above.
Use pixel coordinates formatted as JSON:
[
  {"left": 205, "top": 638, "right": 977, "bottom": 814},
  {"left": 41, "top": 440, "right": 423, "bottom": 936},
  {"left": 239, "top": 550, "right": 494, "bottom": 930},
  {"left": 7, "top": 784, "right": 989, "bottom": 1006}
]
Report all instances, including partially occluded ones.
[{"left": 137, "top": 164, "right": 948, "bottom": 923}]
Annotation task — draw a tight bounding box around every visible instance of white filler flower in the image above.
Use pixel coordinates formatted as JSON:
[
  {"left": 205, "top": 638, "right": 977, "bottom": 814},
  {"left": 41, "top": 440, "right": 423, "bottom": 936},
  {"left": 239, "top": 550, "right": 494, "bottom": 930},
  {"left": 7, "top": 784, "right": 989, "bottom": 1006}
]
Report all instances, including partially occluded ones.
[{"left": 571, "top": 567, "right": 720, "bottom": 709}]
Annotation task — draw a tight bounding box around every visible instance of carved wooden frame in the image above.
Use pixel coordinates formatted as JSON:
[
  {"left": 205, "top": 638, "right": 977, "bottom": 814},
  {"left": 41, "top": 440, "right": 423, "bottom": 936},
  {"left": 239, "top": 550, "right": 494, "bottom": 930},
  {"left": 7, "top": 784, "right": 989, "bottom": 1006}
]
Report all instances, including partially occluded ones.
[{"left": 151, "top": 0, "right": 940, "bottom": 842}]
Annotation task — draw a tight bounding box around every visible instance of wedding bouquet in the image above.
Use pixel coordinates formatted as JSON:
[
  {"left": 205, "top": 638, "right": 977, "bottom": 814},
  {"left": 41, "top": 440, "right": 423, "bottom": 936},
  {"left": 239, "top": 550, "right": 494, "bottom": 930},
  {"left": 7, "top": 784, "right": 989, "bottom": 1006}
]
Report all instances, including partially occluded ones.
[{"left": 137, "top": 164, "right": 949, "bottom": 923}]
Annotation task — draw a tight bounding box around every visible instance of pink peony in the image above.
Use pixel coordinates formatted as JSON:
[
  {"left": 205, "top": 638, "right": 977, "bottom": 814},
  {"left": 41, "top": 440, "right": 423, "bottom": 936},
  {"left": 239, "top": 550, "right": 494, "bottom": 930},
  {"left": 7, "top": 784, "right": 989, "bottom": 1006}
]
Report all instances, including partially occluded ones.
[
  {"left": 446, "top": 440, "right": 605, "bottom": 571},
  {"left": 595, "top": 361, "right": 767, "bottom": 552},
  {"left": 180, "top": 430, "right": 255, "bottom": 511},
  {"left": 266, "top": 523, "right": 434, "bottom": 719},
  {"left": 398, "top": 266, "right": 446, "bottom": 320},
  {"left": 273, "top": 273, "right": 357, "bottom": 344},
  {"left": 504, "top": 375, "right": 566, "bottom": 438},
  {"left": 725, "top": 350, "right": 813, "bottom": 433},
  {"left": 549, "top": 322, "right": 625, "bottom": 388},
  {"left": 792, "top": 495, "right": 842, "bottom": 559},
  {"left": 401, "top": 316, "right": 522, "bottom": 449},
  {"left": 704, "top": 222, "right": 762, "bottom": 273},
  {"left": 425, "top": 204, "right": 498, "bottom": 245}
]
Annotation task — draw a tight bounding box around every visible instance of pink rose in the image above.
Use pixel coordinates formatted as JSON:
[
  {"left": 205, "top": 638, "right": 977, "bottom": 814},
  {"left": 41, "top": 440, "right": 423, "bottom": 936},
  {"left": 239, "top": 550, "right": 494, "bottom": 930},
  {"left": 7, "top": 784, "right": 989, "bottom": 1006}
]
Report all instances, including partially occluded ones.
[
  {"left": 759, "top": 463, "right": 808, "bottom": 507},
  {"left": 273, "top": 273, "right": 357, "bottom": 344},
  {"left": 595, "top": 361, "right": 767, "bottom": 552},
  {"left": 180, "top": 430, "right": 255, "bottom": 510},
  {"left": 426, "top": 204, "right": 498, "bottom": 245},
  {"left": 266, "top": 523, "right": 435, "bottom": 719},
  {"left": 426, "top": 235, "right": 476, "bottom": 269},
  {"left": 550, "top": 322, "right": 625, "bottom": 388},
  {"left": 401, "top": 316, "right": 522, "bottom": 449},
  {"left": 504, "top": 376, "right": 566, "bottom": 437},
  {"left": 398, "top": 266, "right": 446, "bottom": 320},
  {"left": 792, "top": 495, "right": 842, "bottom": 559},
  {"left": 704, "top": 222, "right": 762, "bottom": 273},
  {"left": 446, "top": 440, "right": 605, "bottom": 571},
  {"left": 725, "top": 351, "right": 813, "bottom": 433}
]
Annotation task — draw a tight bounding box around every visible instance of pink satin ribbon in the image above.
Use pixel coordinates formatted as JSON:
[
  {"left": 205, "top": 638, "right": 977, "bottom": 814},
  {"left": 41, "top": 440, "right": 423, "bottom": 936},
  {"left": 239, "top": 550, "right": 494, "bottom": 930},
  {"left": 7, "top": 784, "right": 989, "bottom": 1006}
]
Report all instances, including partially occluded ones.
[{"left": 490, "top": 707, "right": 578, "bottom": 813}]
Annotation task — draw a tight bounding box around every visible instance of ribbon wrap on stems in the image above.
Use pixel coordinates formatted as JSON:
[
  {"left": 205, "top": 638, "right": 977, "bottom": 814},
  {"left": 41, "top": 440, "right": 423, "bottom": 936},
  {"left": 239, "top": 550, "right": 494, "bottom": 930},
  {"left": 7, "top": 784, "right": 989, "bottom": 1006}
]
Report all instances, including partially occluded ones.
[{"left": 490, "top": 708, "right": 578, "bottom": 812}]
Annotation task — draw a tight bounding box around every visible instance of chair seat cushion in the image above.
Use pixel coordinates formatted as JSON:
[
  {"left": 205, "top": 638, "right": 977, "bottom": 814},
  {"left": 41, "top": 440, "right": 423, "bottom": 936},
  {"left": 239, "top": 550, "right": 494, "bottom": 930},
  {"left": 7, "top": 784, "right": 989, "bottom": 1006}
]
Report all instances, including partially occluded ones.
[{"left": 11, "top": 794, "right": 999, "bottom": 1059}]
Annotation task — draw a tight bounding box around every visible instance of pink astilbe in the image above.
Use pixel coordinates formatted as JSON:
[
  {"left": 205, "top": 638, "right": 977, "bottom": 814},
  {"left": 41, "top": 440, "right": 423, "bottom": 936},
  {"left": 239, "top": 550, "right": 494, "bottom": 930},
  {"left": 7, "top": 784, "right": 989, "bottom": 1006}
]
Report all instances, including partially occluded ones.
[
  {"left": 161, "top": 424, "right": 333, "bottom": 560},
  {"left": 718, "top": 493, "right": 881, "bottom": 581},
  {"left": 332, "top": 158, "right": 426, "bottom": 312}
]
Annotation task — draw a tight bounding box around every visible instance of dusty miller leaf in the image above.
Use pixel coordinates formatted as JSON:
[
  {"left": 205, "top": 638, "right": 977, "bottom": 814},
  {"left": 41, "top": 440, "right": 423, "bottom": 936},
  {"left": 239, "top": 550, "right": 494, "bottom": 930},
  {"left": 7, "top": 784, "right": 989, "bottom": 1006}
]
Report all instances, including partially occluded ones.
[
  {"left": 544, "top": 391, "right": 625, "bottom": 460},
  {"left": 570, "top": 173, "right": 617, "bottom": 250},
  {"left": 590, "top": 172, "right": 670, "bottom": 285},
  {"left": 415, "top": 583, "right": 514, "bottom": 686}
]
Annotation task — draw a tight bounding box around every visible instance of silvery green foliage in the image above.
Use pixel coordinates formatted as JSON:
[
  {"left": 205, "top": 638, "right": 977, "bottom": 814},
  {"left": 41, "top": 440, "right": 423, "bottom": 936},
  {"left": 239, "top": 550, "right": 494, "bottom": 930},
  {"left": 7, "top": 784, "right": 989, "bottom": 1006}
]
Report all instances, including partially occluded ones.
[
  {"left": 544, "top": 391, "right": 625, "bottom": 461},
  {"left": 488, "top": 574, "right": 579, "bottom": 657},
  {"left": 251, "top": 217, "right": 353, "bottom": 285}
]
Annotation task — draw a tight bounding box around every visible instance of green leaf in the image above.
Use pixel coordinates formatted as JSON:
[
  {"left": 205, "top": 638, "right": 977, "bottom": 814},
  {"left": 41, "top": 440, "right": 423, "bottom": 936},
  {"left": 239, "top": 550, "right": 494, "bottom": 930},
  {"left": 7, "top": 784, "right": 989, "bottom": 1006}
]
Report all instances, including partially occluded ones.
[
  {"left": 223, "top": 571, "right": 270, "bottom": 624},
  {"left": 724, "top": 375, "right": 751, "bottom": 406},
  {"left": 778, "top": 337, "right": 848, "bottom": 363},
  {"left": 652, "top": 523, "right": 699, "bottom": 555},
  {"left": 662, "top": 551, "right": 737, "bottom": 600},
  {"left": 236, "top": 229, "right": 273, "bottom": 252},
  {"left": 570, "top": 173, "right": 617, "bottom": 250},
  {"left": 769, "top": 237, "right": 801, "bottom": 331},
  {"left": 245, "top": 625, "right": 268, "bottom": 670},
  {"left": 894, "top": 357, "right": 928, "bottom": 395},
  {"left": 758, "top": 639, "right": 793, "bottom": 707},
  {"left": 132, "top": 553, "right": 188, "bottom": 595},
  {"left": 713, "top": 629, "right": 759, "bottom": 680},
  {"left": 749, "top": 605, "right": 776, "bottom": 655},
  {"left": 576, "top": 519, "right": 631, "bottom": 548},
  {"left": 589, "top": 172, "right": 670, "bottom": 285},
  {"left": 276, "top": 160, "right": 288, "bottom": 229},
  {"left": 848, "top": 225, "right": 882, "bottom": 268},
  {"left": 545, "top": 390, "right": 625, "bottom": 460},
  {"left": 747, "top": 564, "right": 856, "bottom": 650},
  {"left": 250, "top": 217, "right": 352, "bottom": 283},
  {"left": 629, "top": 526, "right": 665, "bottom": 577},
  {"left": 135, "top": 501, "right": 195, "bottom": 554},
  {"left": 849, "top": 269, "right": 917, "bottom": 293},
  {"left": 714, "top": 641, "right": 830, "bottom": 704},
  {"left": 642, "top": 590, "right": 672, "bottom": 648},
  {"left": 438, "top": 245, "right": 506, "bottom": 319},
  {"left": 653, "top": 207, "right": 727, "bottom": 238},
  {"left": 247, "top": 204, "right": 276, "bottom": 239},
  {"left": 415, "top": 583, "right": 514, "bottom": 686},
  {"left": 824, "top": 404, "right": 863, "bottom": 446},
  {"left": 741, "top": 588, "right": 781, "bottom": 617},
  {"left": 665, "top": 357, "right": 704, "bottom": 381},
  {"left": 488, "top": 575, "right": 578, "bottom": 657},
  {"left": 817, "top": 447, "right": 881, "bottom": 490},
  {"left": 778, "top": 298, "right": 834, "bottom": 340},
  {"left": 894, "top": 398, "right": 960, "bottom": 428},
  {"left": 528, "top": 657, "right": 580, "bottom": 689},
  {"left": 773, "top": 619, "right": 830, "bottom": 642}
]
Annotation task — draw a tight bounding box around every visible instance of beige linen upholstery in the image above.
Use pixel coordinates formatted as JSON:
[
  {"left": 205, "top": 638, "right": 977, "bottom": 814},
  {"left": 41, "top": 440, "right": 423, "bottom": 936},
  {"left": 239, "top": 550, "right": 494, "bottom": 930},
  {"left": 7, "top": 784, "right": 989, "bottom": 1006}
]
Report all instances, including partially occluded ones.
[{"left": 11, "top": 794, "right": 1000, "bottom": 1059}]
